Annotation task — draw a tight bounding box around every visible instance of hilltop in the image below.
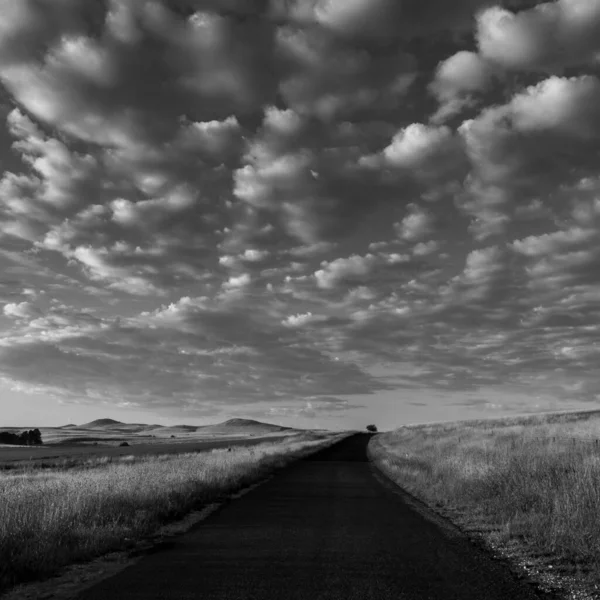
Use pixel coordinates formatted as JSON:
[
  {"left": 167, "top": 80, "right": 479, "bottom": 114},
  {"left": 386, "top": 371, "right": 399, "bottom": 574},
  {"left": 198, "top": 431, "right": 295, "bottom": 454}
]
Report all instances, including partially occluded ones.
[
  {"left": 78, "top": 418, "right": 124, "bottom": 429},
  {"left": 223, "top": 418, "right": 290, "bottom": 429}
]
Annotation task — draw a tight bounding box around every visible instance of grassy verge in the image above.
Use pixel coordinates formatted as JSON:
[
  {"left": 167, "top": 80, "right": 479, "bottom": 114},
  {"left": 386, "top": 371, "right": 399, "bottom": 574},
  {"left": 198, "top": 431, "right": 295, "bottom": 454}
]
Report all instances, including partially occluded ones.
[
  {"left": 368, "top": 417, "right": 600, "bottom": 587},
  {"left": 0, "top": 432, "right": 347, "bottom": 594}
]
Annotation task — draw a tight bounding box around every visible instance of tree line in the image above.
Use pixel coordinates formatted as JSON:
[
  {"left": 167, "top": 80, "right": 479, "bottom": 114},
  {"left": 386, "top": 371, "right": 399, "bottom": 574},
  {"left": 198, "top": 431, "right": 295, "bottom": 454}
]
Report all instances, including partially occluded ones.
[{"left": 0, "top": 429, "right": 43, "bottom": 445}]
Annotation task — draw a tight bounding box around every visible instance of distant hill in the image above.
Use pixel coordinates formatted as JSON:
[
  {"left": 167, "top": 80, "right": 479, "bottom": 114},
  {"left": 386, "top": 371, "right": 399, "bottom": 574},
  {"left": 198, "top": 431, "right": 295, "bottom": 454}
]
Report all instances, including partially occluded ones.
[
  {"left": 200, "top": 418, "right": 292, "bottom": 435},
  {"left": 78, "top": 418, "right": 124, "bottom": 429},
  {"left": 222, "top": 418, "right": 283, "bottom": 427},
  {"left": 71, "top": 417, "right": 295, "bottom": 436},
  {"left": 141, "top": 425, "right": 197, "bottom": 435}
]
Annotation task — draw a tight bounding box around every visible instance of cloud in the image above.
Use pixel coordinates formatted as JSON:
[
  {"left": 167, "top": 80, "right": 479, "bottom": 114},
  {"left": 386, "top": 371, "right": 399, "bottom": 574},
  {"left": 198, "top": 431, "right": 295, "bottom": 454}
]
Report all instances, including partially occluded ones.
[
  {"left": 0, "top": 296, "right": 391, "bottom": 410},
  {"left": 3, "top": 301, "right": 37, "bottom": 319},
  {"left": 282, "top": 312, "right": 328, "bottom": 327},
  {"left": 314, "top": 254, "right": 379, "bottom": 289},
  {"left": 413, "top": 241, "right": 439, "bottom": 256},
  {"left": 3, "top": 0, "right": 600, "bottom": 422},
  {"left": 281, "top": 0, "right": 494, "bottom": 40},
  {"left": 313, "top": 0, "right": 398, "bottom": 38},
  {"left": 395, "top": 204, "right": 434, "bottom": 241},
  {"left": 362, "top": 123, "right": 465, "bottom": 178},
  {"left": 477, "top": 1, "right": 600, "bottom": 73},
  {"left": 231, "top": 107, "right": 404, "bottom": 246},
  {"left": 222, "top": 273, "right": 251, "bottom": 290},
  {"left": 429, "top": 51, "right": 495, "bottom": 123},
  {"left": 0, "top": 1, "right": 277, "bottom": 147},
  {"left": 509, "top": 75, "right": 600, "bottom": 138},
  {"left": 276, "top": 24, "right": 417, "bottom": 119},
  {"left": 512, "top": 227, "right": 596, "bottom": 257}
]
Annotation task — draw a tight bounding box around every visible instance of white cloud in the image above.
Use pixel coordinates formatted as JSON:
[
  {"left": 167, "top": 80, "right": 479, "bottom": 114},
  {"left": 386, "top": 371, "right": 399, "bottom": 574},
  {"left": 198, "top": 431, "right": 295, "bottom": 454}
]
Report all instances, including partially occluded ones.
[
  {"left": 463, "top": 246, "right": 502, "bottom": 281},
  {"left": 314, "top": 0, "right": 396, "bottom": 38},
  {"left": 477, "top": 2, "right": 600, "bottom": 72},
  {"left": 223, "top": 273, "right": 251, "bottom": 290},
  {"left": 241, "top": 249, "right": 269, "bottom": 262},
  {"left": 282, "top": 312, "right": 328, "bottom": 327},
  {"left": 512, "top": 227, "right": 596, "bottom": 257},
  {"left": 3, "top": 301, "right": 36, "bottom": 319},
  {"left": 381, "top": 124, "right": 457, "bottom": 169},
  {"left": 395, "top": 205, "right": 433, "bottom": 241},
  {"left": 509, "top": 75, "right": 600, "bottom": 138},
  {"left": 314, "top": 254, "right": 379, "bottom": 289},
  {"left": 413, "top": 241, "right": 439, "bottom": 256},
  {"left": 429, "top": 51, "right": 494, "bottom": 122}
]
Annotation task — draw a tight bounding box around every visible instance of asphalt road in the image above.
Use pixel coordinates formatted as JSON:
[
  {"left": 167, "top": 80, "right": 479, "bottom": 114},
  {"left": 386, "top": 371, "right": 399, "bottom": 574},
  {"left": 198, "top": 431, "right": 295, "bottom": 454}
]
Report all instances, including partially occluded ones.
[{"left": 77, "top": 434, "right": 545, "bottom": 600}]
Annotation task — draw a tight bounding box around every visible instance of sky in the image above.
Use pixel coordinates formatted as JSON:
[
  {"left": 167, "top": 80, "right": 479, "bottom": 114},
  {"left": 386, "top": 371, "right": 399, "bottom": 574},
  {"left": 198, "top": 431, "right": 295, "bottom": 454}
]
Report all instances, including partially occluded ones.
[{"left": 2, "top": 0, "right": 600, "bottom": 431}]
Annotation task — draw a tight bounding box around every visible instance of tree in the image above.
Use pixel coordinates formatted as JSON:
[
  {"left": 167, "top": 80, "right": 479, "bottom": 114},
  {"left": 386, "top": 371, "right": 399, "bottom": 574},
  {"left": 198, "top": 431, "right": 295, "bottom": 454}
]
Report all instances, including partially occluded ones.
[
  {"left": 0, "top": 428, "right": 42, "bottom": 445},
  {"left": 0, "top": 431, "right": 19, "bottom": 444},
  {"left": 18, "top": 429, "right": 42, "bottom": 445},
  {"left": 366, "top": 424, "right": 378, "bottom": 433},
  {"left": 30, "top": 428, "right": 42, "bottom": 445},
  {"left": 23, "top": 429, "right": 42, "bottom": 445}
]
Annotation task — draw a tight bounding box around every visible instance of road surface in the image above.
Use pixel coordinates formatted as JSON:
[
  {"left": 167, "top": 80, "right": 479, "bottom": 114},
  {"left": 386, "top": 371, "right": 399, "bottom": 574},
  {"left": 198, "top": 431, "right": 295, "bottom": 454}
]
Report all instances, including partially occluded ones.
[{"left": 77, "top": 434, "right": 546, "bottom": 600}]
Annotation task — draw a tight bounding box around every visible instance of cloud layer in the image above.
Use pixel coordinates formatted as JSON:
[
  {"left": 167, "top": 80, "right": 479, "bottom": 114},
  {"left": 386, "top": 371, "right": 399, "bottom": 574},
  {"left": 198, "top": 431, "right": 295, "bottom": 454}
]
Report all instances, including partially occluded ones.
[{"left": 2, "top": 0, "right": 600, "bottom": 422}]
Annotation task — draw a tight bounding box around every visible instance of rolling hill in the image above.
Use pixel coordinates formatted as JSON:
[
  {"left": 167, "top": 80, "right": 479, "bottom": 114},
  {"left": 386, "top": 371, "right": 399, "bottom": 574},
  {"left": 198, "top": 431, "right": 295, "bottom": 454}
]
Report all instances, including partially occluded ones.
[
  {"left": 78, "top": 419, "right": 124, "bottom": 428},
  {"left": 198, "top": 418, "right": 292, "bottom": 435},
  {"left": 73, "top": 417, "right": 294, "bottom": 436}
]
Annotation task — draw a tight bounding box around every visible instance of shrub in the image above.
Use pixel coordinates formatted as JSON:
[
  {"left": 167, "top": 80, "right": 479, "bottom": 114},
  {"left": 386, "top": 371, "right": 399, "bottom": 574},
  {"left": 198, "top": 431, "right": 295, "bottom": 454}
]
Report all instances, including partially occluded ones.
[{"left": 366, "top": 424, "right": 378, "bottom": 433}]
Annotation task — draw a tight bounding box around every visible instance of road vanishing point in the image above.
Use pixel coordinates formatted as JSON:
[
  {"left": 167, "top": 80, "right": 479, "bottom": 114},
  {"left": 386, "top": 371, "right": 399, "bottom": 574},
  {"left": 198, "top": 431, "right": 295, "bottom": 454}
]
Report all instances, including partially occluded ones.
[{"left": 78, "top": 434, "right": 546, "bottom": 600}]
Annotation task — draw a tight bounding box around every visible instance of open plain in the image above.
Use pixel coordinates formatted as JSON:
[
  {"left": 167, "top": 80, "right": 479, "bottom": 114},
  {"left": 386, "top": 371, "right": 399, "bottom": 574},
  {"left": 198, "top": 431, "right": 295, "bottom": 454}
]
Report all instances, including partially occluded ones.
[{"left": 0, "top": 418, "right": 306, "bottom": 468}]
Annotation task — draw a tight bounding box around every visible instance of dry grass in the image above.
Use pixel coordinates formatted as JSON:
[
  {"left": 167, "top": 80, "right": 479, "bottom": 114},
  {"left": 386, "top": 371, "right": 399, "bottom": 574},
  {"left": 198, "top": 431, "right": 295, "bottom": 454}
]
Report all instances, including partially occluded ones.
[
  {"left": 369, "top": 411, "right": 600, "bottom": 584},
  {"left": 0, "top": 432, "right": 347, "bottom": 594}
]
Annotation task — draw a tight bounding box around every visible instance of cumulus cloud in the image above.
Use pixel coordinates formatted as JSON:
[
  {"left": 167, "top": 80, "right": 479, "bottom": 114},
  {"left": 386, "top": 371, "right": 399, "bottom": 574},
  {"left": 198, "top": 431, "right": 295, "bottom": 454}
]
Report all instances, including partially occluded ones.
[
  {"left": 282, "top": 312, "right": 328, "bottom": 327},
  {"left": 314, "top": 254, "right": 379, "bottom": 289},
  {"left": 512, "top": 227, "right": 596, "bottom": 257},
  {"left": 477, "top": 1, "right": 600, "bottom": 73},
  {"left": 223, "top": 273, "right": 251, "bottom": 290},
  {"left": 429, "top": 51, "right": 495, "bottom": 123},
  {"left": 395, "top": 204, "right": 434, "bottom": 241},
  {"left": 509, "top": 76, "right": 600, "bottom": 138},
  {"left": 363, "top": 123, "right": 465, "bottom": 176},
  {"left": 3, "top": 301, "right": 37, "bottom": 320}
]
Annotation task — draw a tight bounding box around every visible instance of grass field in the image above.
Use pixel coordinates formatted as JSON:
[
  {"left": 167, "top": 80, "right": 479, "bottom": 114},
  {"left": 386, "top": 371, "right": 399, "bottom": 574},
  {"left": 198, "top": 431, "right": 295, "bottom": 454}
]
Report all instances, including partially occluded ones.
[
  {"left": 368, "top": 410, "right": 600, "bottom": 591},
  {"left": 0, "top": 434, "right": 299, "bottom": 468},
  {"left": 0, "top": 431, "right": 348, "bottom": 594}
]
